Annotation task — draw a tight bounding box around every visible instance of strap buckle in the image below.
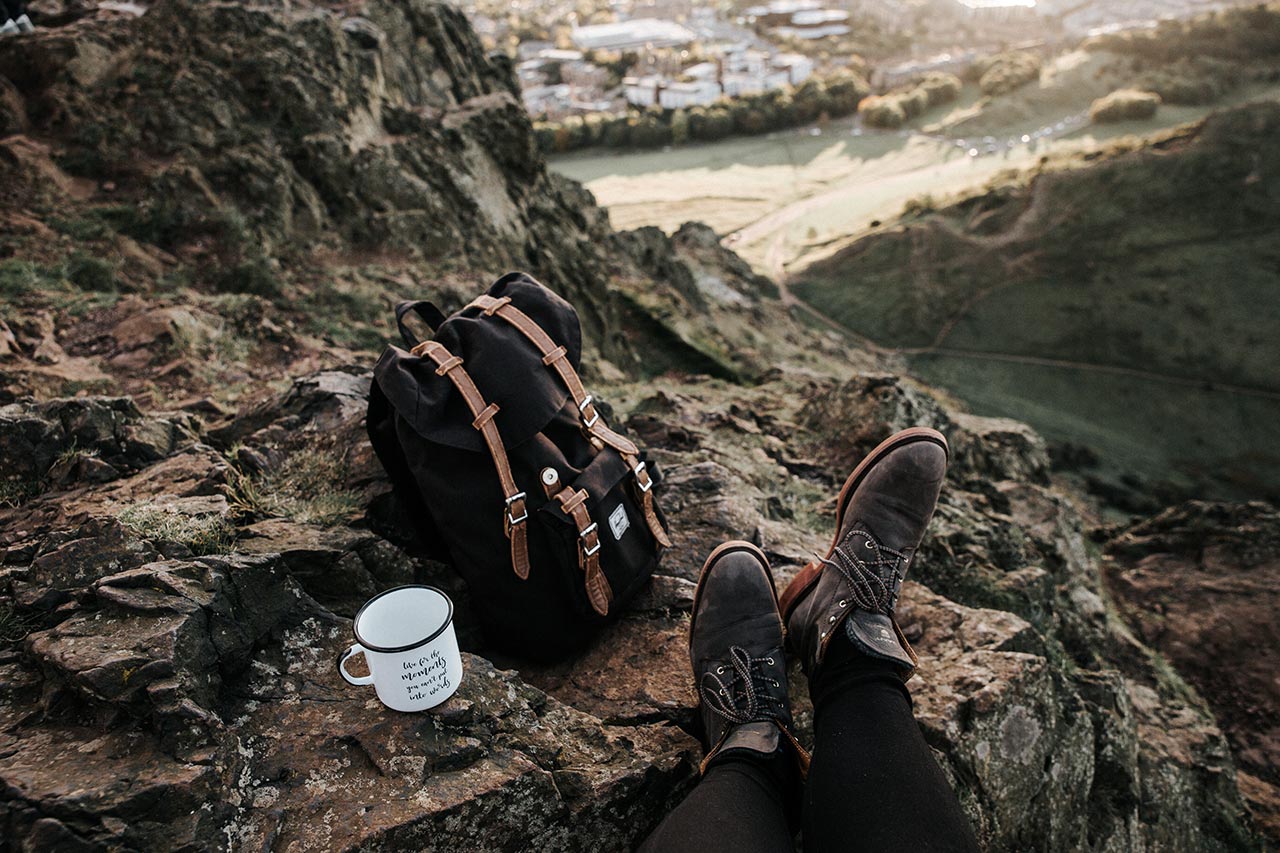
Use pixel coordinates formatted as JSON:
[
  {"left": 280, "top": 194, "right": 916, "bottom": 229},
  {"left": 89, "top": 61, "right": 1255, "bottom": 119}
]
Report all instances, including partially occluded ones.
[
  {"left": 633, "top": 460, "right": 653, "bottom": 493},
  {"left": 505, "top": 491, "right": 528, "bottom": 526},
  {"left": 579, "top": 522, "right": 601, "bottom": 557},
  {"left": 578, "top": 394, "right": 600, "bottom": 428}
]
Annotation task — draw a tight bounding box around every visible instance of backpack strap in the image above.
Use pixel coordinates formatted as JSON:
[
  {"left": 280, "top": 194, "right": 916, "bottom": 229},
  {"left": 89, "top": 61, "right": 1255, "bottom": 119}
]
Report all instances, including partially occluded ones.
[
  {"left": 551, "top": 485, "right": 612, "bottom": 616},
  {"left": 468, "top": 294, "right": 673, "bottom": 549},
  {"left": 413, "top": 340, "right": 531, "bottom": 581}
]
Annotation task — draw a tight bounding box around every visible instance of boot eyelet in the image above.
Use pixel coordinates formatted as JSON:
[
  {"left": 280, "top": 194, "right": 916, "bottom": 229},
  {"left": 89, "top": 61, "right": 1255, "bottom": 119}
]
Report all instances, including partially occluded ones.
[
  {"left": 770, "top": 679, "right": 780, "bottom": 687},
  {"left": 864, "top": 540, "right": 874, "bottom": 549},
  {"left": 766, "top": 657, "right": 774, "bottom": 665},
  {"left": 716, "top": 666, "right": 725, "bottom": 675},
  {"left": 829, "top": 614, "right": 837, "bottom": 622},
  {"left": 821, "top": 630, "right": 828, "bottom": 639},
  {"left": 838, "top": 600, "right": 847, "bottom": 608}
]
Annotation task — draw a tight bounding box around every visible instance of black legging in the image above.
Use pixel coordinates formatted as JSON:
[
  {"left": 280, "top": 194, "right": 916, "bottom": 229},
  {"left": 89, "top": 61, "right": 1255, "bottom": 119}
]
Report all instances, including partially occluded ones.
[
  {"left": 1, "top": 0, "right": 26, "bottom": 20},
  {"left": 640, "top": 639, "right": 980, "bottom": 852}
]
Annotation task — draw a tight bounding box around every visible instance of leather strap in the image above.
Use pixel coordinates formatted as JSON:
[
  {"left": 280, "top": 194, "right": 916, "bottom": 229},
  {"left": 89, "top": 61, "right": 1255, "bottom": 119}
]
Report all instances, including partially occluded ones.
[
  {"left": 553, "top": 485, "right": 612, "bottom": 616},
  {"left": 468, "top": 294, "right": 672, "bottom": 548},
  {"left": 413, "top": 340, "right": 531, "bottom": 581}
]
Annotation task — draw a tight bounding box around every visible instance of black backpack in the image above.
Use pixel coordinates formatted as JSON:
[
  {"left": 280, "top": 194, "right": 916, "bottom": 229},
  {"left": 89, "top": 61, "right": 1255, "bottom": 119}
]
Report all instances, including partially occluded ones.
[{"left": 366, "top": 272, "right": 671, "bottom": 661}]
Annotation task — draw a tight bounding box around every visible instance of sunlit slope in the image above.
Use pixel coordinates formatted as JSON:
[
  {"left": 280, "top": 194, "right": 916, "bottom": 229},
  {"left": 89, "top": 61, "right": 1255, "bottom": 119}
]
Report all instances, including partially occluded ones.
[{"left": 790, "top": 103, "right": 1280, "bottom": 502}]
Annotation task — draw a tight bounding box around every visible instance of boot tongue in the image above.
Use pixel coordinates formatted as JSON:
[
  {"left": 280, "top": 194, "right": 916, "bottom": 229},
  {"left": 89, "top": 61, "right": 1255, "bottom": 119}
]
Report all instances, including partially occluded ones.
[
  {"left": 845, "top": 611, "right": 913, "bottom": 669},
  {"left": 716, "top": 720, "right": 781, "bottom": 759}
]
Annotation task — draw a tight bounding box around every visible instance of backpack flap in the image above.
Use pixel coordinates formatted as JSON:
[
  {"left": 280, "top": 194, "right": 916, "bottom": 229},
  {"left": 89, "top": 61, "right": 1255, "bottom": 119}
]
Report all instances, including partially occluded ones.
[{"left": 373, "top": 273, "right": 582, "bottom": 453}]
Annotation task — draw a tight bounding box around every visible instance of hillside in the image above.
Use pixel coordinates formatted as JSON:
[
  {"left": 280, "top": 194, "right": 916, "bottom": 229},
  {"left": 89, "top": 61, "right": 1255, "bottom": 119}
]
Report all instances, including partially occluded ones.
[
  {"left": 0, "top": 1, "right": 1271, "bottom": 850},
  {"left": 791, "top": 103, "right": 1280, "bottom": 509}
]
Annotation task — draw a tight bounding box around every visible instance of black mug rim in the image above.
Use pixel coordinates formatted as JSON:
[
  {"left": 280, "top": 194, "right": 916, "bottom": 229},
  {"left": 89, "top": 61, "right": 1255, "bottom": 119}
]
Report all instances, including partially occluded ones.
[{"left": 352, "top": 584, "right": 455, "bottom": 654}]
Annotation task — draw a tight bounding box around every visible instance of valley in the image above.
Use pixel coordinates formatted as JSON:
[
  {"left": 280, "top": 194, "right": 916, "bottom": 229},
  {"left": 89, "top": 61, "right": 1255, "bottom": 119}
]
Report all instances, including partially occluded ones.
[{"left": 552, "top": 68, "right": 1280, "bottom": 506}]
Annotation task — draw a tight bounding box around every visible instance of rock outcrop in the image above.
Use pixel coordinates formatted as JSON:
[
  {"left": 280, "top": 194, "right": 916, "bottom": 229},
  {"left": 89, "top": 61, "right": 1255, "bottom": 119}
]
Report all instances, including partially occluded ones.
[
  {"left": 0, "top": 1, "right": 1268, "bottom": 851},
  {"left": 1104, "top": 502, "right": 1280, "bottom": 844}
]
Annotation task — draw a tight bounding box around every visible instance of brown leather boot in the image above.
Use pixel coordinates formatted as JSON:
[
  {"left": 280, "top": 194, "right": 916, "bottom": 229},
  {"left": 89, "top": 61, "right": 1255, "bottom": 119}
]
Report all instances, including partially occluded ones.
[
  {"left": 690, "top": 541, "right": 810, "bottom": 774},
  {"left": 780, "top": 428, "right": 948, "bottom": 679}
]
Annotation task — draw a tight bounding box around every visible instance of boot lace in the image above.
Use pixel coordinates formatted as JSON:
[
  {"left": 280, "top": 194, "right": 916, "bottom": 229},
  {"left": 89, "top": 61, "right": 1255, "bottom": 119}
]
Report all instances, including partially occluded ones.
[
  {"left": 699, "top": 645, "right": 785, "bottom": 726},
  {"left": 819, "top": 528, "right": 908, "bottom": 615}
]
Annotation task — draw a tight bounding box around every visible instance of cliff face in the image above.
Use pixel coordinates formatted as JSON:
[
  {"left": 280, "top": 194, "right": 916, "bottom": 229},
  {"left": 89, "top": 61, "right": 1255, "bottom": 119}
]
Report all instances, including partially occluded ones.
[{"left": 0, "top": 2, "right": 1266, "bottom": 851}]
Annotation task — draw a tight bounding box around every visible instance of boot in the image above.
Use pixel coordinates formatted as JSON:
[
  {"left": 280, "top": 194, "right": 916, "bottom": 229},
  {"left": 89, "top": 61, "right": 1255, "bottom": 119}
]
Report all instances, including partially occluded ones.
[
  {"left": 780, "top": 427, "right": 948, "bottom": 679},
  {"left": 690, "top": 540, "right": 809, "bottom": 774}
]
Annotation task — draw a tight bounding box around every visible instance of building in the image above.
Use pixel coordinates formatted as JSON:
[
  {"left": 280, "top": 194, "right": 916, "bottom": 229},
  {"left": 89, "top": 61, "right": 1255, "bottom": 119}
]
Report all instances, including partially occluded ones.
[
  {"left": 772, "top": 53, "right": 814, "bottom": 85},
  {"left": 748, "top": 3, "right": 852, "bottom": 40},
  {"left": 684, "top": 61, "right": 720, "bottom": 81},
  {"left": 522, "top": 84, "right": 572, "bottom": 116},
  {"left": 623, "top": 75, "right": 664, "bottom": 107},
  {"left": 955, "top": 0, "right": 1038, "bottom": 21},
  {"left": 720, "top": 71, "right": 764, "bottom": 97},
  {"left": 659, "top": 80, "right": 724, "bottom": 109},
  {"left": 744, "top": 0, "right": 823, "bottom": 27},
  {"left": 570, "top": 18, "right": 696, "bottom": 51}
]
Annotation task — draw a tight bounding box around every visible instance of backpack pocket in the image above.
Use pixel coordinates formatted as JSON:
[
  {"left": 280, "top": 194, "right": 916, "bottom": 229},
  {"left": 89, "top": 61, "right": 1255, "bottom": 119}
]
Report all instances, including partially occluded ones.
[{"left": 536, "top": 447, "right": 660, "bottom": 622}]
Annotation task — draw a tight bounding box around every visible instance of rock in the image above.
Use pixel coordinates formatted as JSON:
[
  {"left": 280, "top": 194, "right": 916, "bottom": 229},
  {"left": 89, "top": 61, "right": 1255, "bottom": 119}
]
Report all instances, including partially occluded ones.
[
  {"left": 26, "top": 556, "right": 301, "bottom": 726},
  {"left": 1104, "top": 501, "right": 1280, "bottom": 845},
  {"left": 208, "top": 369, "right": 371, "bottom": 448},
  {"left": 13, "top": 517, "right": 159, "bottom": 610},
  {"left": 949, "top": 412, "right": 1050, "bottom": 485},
  {"left": 0, "top": 396, "right": 198, "bottom": 482},
  {"left": 235, "top": 518, "right": 417, "bottom": 615}
]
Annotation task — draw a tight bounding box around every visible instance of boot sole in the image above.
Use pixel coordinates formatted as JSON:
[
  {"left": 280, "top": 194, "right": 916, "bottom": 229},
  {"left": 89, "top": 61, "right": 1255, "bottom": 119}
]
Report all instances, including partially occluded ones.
[
  {"left": 688, "top": 540, "right": 780, "bottom": 651},
  {"left": 777, "top": 427, "right": 949, "bottom": 623}
]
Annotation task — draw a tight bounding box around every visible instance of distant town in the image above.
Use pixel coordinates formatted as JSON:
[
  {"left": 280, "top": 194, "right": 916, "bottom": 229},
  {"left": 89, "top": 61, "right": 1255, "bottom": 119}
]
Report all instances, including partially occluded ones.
[{"left": 458, "top": 0, "right": 1257, "bottom": 122}]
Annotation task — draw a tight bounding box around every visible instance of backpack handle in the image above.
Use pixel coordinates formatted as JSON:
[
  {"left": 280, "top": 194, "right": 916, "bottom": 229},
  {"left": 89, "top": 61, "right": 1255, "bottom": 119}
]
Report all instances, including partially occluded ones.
[{"left": 395, "top": 301, "right": 448, "bottom": 349}]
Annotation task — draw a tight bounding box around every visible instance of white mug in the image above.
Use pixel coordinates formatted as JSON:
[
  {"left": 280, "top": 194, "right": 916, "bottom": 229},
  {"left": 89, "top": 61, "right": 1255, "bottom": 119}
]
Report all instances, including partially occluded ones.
[{"left": 338, "top": 585, "right": 463, "bottom": 712}]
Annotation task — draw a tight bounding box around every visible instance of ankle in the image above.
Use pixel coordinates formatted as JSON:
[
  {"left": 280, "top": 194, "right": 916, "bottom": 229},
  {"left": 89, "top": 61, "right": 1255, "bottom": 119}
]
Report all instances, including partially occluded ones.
[
  {"left": 706, "top": 740, "right": 802, "bottom": 826},
  {"left": 808, "top": 630, "right": 909, "bottom": 710}
]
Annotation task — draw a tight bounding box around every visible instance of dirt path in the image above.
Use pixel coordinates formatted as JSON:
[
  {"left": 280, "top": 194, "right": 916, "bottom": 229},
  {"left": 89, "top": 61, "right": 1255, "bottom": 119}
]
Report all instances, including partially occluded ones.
[{"left": 912, "top": 348, "right": 1280, "bottom": 401}]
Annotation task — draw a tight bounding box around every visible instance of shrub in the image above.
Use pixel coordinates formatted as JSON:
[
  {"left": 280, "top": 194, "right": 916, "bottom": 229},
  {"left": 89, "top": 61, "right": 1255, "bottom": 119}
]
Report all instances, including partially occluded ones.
[
  {"left": 0, "top": 259, "right": 41, "bottom": 299},
  {"left": 215, "top": 255, "right": 280, "bottom": 297},
  {"left": 65, "top": 251, "right": 118, "bottom": 292},
  {"left": 1136, "top": 57, "right": 1244, "bottom": 105},
  {"left": 1090, "top": 89, "right": 1162, "bottom": 123},
  {"left": 857, "top": 72, "right": 960, "bottom": 128},
  {"left": 860, "top": 96, "right": 906, "bottom": 129},
  {"left": 918, "top": 73, "right": 962, "bottom": 104},
  {"left": 974, "top": 51, "right": 1043, "bottom": 96},
  {"left": 531, "top": 68, "right": 872, "bottom": 153},
  {"left": 827, "top": 71, "right": 871, "bottom": 112}
]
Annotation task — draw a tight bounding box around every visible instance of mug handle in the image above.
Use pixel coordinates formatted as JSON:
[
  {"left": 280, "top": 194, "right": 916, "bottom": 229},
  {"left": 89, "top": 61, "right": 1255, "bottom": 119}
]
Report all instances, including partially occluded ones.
[{"left": 338, "top": 644, "right": 375, "bottom": 686}]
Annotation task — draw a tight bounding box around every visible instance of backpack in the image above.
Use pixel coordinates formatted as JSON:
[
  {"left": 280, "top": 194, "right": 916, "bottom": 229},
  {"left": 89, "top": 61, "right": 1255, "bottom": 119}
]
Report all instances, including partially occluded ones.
[{"left": 366, "top": 272, "right": 672, "bottom": 661}]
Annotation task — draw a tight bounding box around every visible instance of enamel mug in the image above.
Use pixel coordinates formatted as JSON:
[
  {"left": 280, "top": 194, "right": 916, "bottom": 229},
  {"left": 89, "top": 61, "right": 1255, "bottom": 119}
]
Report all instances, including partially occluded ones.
[{"left": 338, "top": 585, "right": 463, "bottom": 712}]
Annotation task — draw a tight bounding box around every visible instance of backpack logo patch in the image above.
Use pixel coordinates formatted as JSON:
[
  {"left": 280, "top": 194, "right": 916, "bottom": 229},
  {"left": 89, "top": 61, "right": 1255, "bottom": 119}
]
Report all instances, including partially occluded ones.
[{"left": 608, "top": 504, "right": 630, "bottom": 540}]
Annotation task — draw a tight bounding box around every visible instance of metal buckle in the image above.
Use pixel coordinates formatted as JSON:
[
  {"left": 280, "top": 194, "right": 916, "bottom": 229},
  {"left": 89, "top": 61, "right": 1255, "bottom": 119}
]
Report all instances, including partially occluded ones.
[
  {"left": 505, "top": 491, "right": 528, "bottom": 525},
  {"left": 578, "top": 394, "right": 600, "bottom": 429},
  {"left": 579, "top": 522, "right": 601, "bottom": 557},
  {"left": 633, "top": 460, "right": 652, "bottom": 493}
]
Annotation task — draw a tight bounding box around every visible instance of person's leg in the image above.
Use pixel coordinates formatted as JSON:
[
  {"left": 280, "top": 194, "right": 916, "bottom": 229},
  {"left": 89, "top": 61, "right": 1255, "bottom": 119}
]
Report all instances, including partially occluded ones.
[
  {"left": 779, "top": 429, "right": 979, "bottom": 852},
  {"left": 802, "top": 639, "right": 979, "bottom": 853},
  {"left": 639, "top": 541, "right": 806, "bottom": 853},
  {"left": 638, "top": 753, "right": 794, "bottom": 853}
]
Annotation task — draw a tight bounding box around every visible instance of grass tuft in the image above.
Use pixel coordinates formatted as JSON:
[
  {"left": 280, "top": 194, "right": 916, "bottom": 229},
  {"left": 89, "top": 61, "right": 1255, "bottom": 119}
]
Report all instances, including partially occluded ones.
[
  {"left": 117, "top": 502, "right": 237, "bottom": 555},
  {"left": 226, "top": 446, "right": 362, "bottom": 526}
]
